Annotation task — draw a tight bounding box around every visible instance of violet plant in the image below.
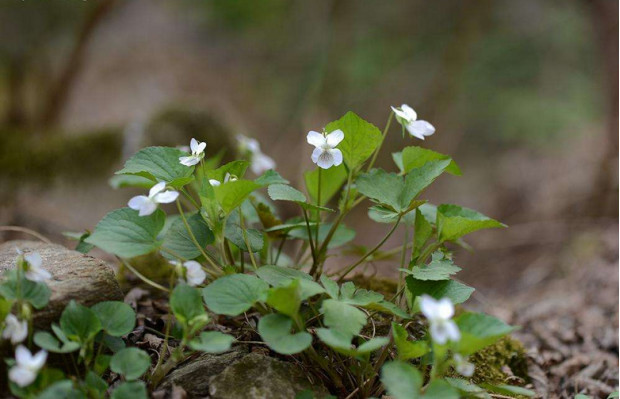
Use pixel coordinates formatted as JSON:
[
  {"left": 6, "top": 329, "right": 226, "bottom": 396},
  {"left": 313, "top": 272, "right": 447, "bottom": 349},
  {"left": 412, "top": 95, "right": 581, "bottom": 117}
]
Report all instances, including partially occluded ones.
[{"left": 1, "top": 105, "right": 539, "bottom": 398}]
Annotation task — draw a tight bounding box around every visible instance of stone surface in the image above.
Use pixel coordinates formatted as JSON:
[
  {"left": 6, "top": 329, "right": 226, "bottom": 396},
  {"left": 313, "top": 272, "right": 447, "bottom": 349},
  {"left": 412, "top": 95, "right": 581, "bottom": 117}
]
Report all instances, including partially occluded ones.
[
  {"left": 0, "top": 240, "right": 123, "bottom": 327},
  {"left": 160, "top": 345, "right": 249, "bottom": 397},
  {"left": 209, "top": 352, "right": 329, "bottom": 399}
]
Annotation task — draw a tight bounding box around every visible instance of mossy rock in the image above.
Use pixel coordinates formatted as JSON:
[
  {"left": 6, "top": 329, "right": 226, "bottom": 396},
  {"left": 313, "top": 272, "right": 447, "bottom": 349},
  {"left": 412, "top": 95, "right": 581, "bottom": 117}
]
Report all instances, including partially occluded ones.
[
  {"left": 143, "top": 106, "right": 236, "bottom": 162},
  {"left": 0, "top": 128, "right": 122, "bottom": 187},
  {"left": 470, "top": 336, "right": 529, "bottom": 385}
]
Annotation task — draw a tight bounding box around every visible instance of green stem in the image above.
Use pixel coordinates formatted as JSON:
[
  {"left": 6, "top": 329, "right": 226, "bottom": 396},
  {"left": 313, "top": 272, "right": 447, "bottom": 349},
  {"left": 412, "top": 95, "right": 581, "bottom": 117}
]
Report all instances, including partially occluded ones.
[
  {"left": 366, "top": 111, "right": 394, "bottom": 172},
  {"left": 396, "top": 226, "right": 409, "bottom": 306},
  {"left": 239, "top": 211, "right": 258, "bottom": 270},
  {"left": 336, "top": 215, "right": 402, "bottom": 282},
  {"left": 180, "top": 187, "right": 200, "bottom": 210},
  {"left": 302, "top": 208, "right": 318, "bottom": 271},
  {"left": 116, "top": 257, "right": 169, "bottom": 292},
  {"left": 274, "top": 237, "right": 286, "bottom": 266},
  {"left": 175, "top": 200, "right": 222, "bottom": 275},
  {"left": 315, "top": 167, "right": 322, "bottom": 248}
]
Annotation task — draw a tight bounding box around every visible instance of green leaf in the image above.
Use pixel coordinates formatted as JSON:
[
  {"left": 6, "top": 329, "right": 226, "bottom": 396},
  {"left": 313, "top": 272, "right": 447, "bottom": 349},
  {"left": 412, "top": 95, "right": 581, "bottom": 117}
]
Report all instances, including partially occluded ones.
[
  {"left": 413, "top": 208, "right": 432, "bottom": 256},
  {"left": 356, "top": 336, "right": 389, "bottom": 354},
  {"left": 108, "top": 174, "right": 153, "bottom": 190},
  {"left": 91, "top": 301, "right": 136, "bottom": 337},
  {"left": 0, "top": 271, "right": 50, "bottom": 309},
  {"left": 60, "top": 301, "right": 102, "bottom": 343},
  {"left": 304, "top": 164, "right": 348, "bottom": 206},
  {"left": 325, "top": 111, "right": 382, "bottom": 169},
  {"left": 205, "top": 160, "right": 249, "bottom": 182},
  {"left": 357, "top": 163, "right": 446, "bottom": 213},
  {"left": 315, "top": 328, "right": 353, "bottom": 353},
  {"left": 320, "top": 275, "right": 340, "bottom": 299},
  {"left": 202, "top": 274, "right": 269, "bottom": 316},
  {"left": 85, "top": 371, "right": 108, "bottom": 394},
  {"left": 85, "top": 208, "right": 165, "bottom": 258},
  {"left": 255, "top": 170, "right": 289, "bottom": 186},
  {"left": 110, "top": 348, "right": 150, "bottom": 381},
  {"left": 224, "top": 211, "right": 264, "bottom": 252},
  {"left": 33, "top": 332, "right": 80, "bottom": 353},
  {"left": 364, "top": 300, "right": 409, "bottom": 319},
  {"left": 38, "top": 380, "right": 85, "bottom": 399},
  {"left": 189, "top": 331, "right": 235, "bottom": 353},
  {"left": 422, "top": 380, "right": 459, "bottom": 399},
  {"left": 266, "top": 279, "right": 302, "bottom": 317},
  {"left": 111, "top": 381, "right": 148, "bottom": 399},
  {"left": 258, "top": 313, "right": 312, "bottom": 355},
  {"left": 163, "top": 213, "right": 214, "bottom": 259},
  {"left": 406, "top": 252, "right": 461, "bottom": 281},
  {"left": 437, "top": 204, "right": 506, "bottom": 242},
  {"left": 392, "top": 323, "right": 429, "bottom": 360},
  {"left": 406, "top": 277, "right": 474, "bottom": 305},
  {"left": 116, "top": 146, "right": 194, "bottom": 187},
  {"left": 338, "top": 285, "right": 384, "bottom": 306},
  {"left": 392, "top": 151, "right": 405, "bottom": 173},
  {"left": 381, "top": 361, "right": 422, "bottom": 399},
  {"left": 268, "top": 184, "right": 306, "bottom": 203},
  {"left": 170, "top": 284, "right": 206, "bottom": 325},
  {"left": 255, "top": 266, "right": 325, "bottom": 299},
  {"left": 402, "top": 146, "right": 461, "bottom": 175},
  {"left": 455, "top": 312, "right": 516, "bottom": 355},
  {"left": 445, "top": 378, "right": 490, "bottom": 399},
  {"left": 321, "top": 299, "right": 366, "bottom": 336},
  {"left": 214, "top": 180, "right": 262, "bottom": 215},
  {"left": 479, "top": 383, "right": 535, "bottom": 397}
]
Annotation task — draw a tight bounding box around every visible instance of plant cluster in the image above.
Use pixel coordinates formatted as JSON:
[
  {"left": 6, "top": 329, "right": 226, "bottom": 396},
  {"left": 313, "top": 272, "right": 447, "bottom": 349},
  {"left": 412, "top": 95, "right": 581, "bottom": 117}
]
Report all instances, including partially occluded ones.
[{"left": 2, "top": 106, "right": 538, "bottom": 398}]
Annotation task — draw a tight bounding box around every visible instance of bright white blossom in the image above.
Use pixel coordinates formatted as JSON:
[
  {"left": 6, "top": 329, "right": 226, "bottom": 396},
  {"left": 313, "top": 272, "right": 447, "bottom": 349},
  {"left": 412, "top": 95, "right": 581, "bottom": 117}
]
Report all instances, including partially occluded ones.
[
  {"left": 391, "top": 104, "right": 435, "bottom": 140},
  {"left": 128, "top": 182, "right": 179, "bottom": 216},
  {"left": 236, "top": 135, "right": 276, "bottom": 175},
  {"left": 9, "top": 346, "right": 47, "bottom": 387},
  {"left": 453, "top": 354, "right": 475, "bottom": 377},
  {"left": 2, "top": 314, "right": 28, "bottom": 344},
  {"left": 209, "top": 173, "right": 237, "bottom": 187},
  {"left": 179, "top": 138, "right": 207, "bottom": 166},
  {"left": 171, "top": 260, "right": 206, "bottom": 286},
  {"left": 307, "top": 129, "right": 344, "bottom": 169},
  {"left": 420, "top": 295, "right": 460, "bottom": 345},
  {"left": 19, "top": 252, "right": 51, "bottom": 282}
]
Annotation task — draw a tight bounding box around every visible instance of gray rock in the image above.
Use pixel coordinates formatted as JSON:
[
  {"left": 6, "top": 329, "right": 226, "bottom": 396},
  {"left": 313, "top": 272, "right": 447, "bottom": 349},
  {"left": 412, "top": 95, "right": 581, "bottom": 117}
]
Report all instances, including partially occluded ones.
[
  {"left": 160, "top": 345, "right": 249, "bottom": 397},
  {"left": 0, "top": 240, "right": 123, "bottom": 326},
  {"left": 209, "top": 352, "right": 329, "bottom": 399}
]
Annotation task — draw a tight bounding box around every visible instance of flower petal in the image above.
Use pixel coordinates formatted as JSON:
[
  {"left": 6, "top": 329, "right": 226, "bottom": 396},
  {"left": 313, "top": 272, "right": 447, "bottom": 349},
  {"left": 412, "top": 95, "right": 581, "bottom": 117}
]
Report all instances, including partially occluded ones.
[
  {"left": 307, "top": 131, "right": 326, "bottom": 148},
  {"left": 128, "top": 195, "right": 149, "bottom": 211},
  {"left": 419, "top": 295, "right": 438, "bottom": 320},
  {"left": 154, "top": 190, "right": 179, "bottom": 204},
  {"left": 329, "top": 149, "right": 343, "bottom": 166},
  {"left": 195, "top": 141, "right": 206, "bottom": 155},
  {"left": 311, "top": 147, "right": 323, "bottom": 163},
  {"left": 435, "top": 298, "right": 454, "bottom": 319},
  {"left": 190, "top": 138, "right": 199, "bottom": 153},
  {"left": 430, "top": 322, "right": 448, "bottom": 345},
  {"left": 252, "top": 152, "right": 275, "bottom": 174},
  {"left": 179, "top": 156, "right": 200, "bottom": 166},
  {"left": 400, "top": 104, "right": 417, "bottom": 120},
  {"left": 15, "top": 345, "right": 32, "bottom": 366},
  {"left": 406, "top": 120, "right": 435, "bottom": 140},
  {"left": 138, "top": 201, "right": 158, "bottom": 216},
  {"left": 149, "top": 182, "right": 167, "bottom": 197},
  {"left": 30, "top": 350, "right": 48, "bottom": 370},
  {"left": 209, "top": 179, "right": 221, "bottom": 187},
  {"left": 9, "top": 366, "right": 36, "bottom": 387},
  {"left": 316, "top": 150, "right": 335, "bottom": 169},
  {"left": 24, "top": 252, "right": 42, "bottom": 269},
  {"left": 325, "top": 129, "right": 344, "bottom": 147}
]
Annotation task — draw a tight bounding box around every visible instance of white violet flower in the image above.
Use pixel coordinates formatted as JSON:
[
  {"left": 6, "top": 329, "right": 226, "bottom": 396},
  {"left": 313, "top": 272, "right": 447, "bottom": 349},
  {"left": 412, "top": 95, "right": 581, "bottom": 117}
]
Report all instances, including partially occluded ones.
[
  {"left": 179, "top": 138, "right": 207, "bottom": 166},
  {"left": 171, "top": 260, "right": 206, "bottom": 286},
  {"left": 209, "top": 173, "right": 237, "bottom": 187},
  {"left": 391, "top": 104, "right": 435, "bottom": 140},
  {"left": 9, "top": 345, "right": 47, "bottom": 387},
  {"left": 453, "top": 354, "right": 475, "bottom": 377},
  {"left": 128, "top": 182, "right": 179, "bottom": 216},
  {"left": 307, "top": 129, "right": 344, "bottom": 169},
  {"left": 420, "top": 295, "right": 460, "bottom": 345},
  {"left": 236, "top": 135, "right": 276, "bottom": 175},
  {"left": 19, "top": 252, "right": 51, "bottom": 282},
  {"left": 2, "top": 314, "right": 28, "bottom": 344}
]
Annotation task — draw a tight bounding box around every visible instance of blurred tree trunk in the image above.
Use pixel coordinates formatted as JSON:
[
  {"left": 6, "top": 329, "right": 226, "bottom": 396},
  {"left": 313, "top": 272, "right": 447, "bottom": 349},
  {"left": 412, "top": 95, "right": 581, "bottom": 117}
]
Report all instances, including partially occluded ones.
[
  {"left": 586, "top": 0, "right": 618, "bottom": 217},
  {"left": 39, "top": 0, "right": 117, "bottom": 128}
]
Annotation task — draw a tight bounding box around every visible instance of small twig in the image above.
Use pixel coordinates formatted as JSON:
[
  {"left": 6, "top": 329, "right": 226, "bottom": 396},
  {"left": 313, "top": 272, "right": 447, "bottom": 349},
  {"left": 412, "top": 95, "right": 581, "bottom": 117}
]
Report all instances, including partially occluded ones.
[{"left": 0, "top": 226, "right": 53, "bottom": 244}]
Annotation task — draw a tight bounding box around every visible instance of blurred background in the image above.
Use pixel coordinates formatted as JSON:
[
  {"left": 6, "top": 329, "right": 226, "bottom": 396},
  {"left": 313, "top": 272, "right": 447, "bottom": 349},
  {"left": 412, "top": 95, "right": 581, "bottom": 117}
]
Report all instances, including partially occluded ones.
[{"left": 0, "top": 1, "right": 617, "bottom": 297}]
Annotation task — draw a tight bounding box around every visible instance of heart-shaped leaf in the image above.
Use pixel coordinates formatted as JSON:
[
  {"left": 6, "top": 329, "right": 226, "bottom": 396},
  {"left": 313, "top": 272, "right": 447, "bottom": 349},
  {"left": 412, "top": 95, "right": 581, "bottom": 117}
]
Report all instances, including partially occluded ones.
[
  {"left": 116, "top": 146, "right": 194, "bottom": 187},
  {"left": 202, "top": 274, "right": 269, "bottom": 316},
  {"left": 91, "top": 301, "right": 136, "bottom": 337},
  {"left": 258, "top": 313, "right": 312, "bottom": 355}
]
